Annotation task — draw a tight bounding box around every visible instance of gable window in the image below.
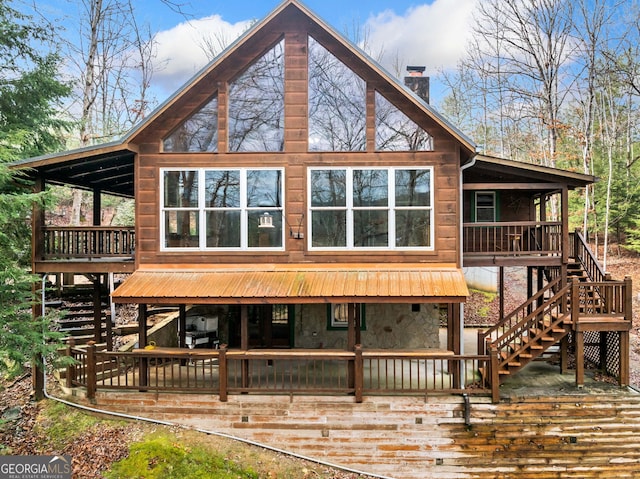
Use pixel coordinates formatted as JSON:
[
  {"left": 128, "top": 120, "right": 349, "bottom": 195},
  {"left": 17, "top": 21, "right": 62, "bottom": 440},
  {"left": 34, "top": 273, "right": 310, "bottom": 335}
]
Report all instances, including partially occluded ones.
[
  {"left": 475, "top": 192, "right": 496, "bottom": 222},
  {"left": 375, "top": 92, "right": 434, "bottom": 151},
  {"left": 309, "top": 167, "right": 433, "bottom": 250},
  {"left": 308, "top": 36, "right": 366, "bottom": 152},
  {"left": 228, "top": 39, "right": 284, "bottom": 152},
  {"left": 162, "top": 168, "right": 284, "bottom": 250},
  {"left": 163, "top": 95, "right": 218, "bottom": 152}
]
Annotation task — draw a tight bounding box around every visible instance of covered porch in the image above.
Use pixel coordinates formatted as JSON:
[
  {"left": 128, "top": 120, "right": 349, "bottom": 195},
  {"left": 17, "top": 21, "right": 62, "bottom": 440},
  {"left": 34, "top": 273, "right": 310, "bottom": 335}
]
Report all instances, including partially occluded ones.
[{"left": 69, "top": 262, "right": 491, "bottom": 402}]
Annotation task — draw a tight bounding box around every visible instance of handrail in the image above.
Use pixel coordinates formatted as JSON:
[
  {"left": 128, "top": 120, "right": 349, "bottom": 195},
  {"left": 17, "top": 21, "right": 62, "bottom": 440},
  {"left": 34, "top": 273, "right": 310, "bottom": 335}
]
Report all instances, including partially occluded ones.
[
  {"left": 463, "top": 221, "right": 562, "bottom": 256},
  {"left": 477, "top": 275, "right": 563, "bottom": 355},
  {"left": 67, "top": 344, "right": 492, "bottom": 402},
  {"left": 42, "top": 226, "right": 135, "bottom": 259},
  {"left": 572, "top": 229, "right": 606, "bottom": 282},
  {"left": 491, "top": 284, "right": 571, "bottom": 370}
]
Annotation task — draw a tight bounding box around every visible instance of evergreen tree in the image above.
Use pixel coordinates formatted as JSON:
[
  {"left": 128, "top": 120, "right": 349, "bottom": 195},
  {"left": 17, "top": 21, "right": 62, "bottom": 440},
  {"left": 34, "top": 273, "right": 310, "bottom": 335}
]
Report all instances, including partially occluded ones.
[{"left": 0, "top": 0, "right": 71, "bottom": 377}]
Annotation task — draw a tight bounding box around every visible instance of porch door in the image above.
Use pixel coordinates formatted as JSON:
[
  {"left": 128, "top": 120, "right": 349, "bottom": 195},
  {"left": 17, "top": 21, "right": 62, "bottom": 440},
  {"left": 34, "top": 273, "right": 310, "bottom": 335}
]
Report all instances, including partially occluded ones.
[{"left": 230, "top": 305, "right": 293, "bottom": 348}]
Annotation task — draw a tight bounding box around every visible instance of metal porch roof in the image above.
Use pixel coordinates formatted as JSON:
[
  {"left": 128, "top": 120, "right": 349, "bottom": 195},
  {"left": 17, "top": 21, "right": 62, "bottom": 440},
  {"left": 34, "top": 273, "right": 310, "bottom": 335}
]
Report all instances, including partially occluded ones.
[{"left": 111, "top": 264, "right": 468, "bottom": 305}]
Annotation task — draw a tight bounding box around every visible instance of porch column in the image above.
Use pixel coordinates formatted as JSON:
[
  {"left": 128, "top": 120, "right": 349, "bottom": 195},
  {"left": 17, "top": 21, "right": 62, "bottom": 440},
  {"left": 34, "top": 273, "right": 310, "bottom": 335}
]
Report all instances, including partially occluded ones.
[
  {"left": 448, "top": 303, "right": 462, "bottom": 389},
  {"left": 31, "top": 177, "right": 45, "bottom": 400},
  {"left": 93, "top": 275, "right": 103, "bottom": 344},
  {"left": 575, "top": 330, "right": 584, "bottom": 387},
  {"left": 499, "top": 267, "right": 505, "bottom": 320},
  {"left": 178, "top": 305, "right": 186, "bottom": 348},
  {"left": 138, "top": 304, "right": 148, "bottom": 388},
  {"left": 447, "top": 303, "right": 462, "bottom": 355},
  {"left": 561, "top": 186, "right": 569, "bottom": 265},
  {"left": 347, "top": 303, "right": 357, "bottom": 350},
  {"left": 240, "top": 305, "right": 249, "bottom": 389},
  {"left": 93, "top": 188, "right": 101, "bottom": 226},
  {"left": 347, "top": 303, "right": 357, "bottom": 391}
]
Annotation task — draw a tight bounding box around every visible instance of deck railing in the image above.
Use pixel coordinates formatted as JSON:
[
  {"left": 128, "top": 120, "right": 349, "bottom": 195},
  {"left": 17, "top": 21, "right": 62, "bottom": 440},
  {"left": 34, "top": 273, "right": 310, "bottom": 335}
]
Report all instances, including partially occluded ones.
[
  {"left": 67, "top": 344, "right": 492, "bottom": 402},
  {"left": 463, "top": 221, "right": 562, "bottom": 257},
  {"left": 42, "top": 226, "right": 135, "bottom": 259}
]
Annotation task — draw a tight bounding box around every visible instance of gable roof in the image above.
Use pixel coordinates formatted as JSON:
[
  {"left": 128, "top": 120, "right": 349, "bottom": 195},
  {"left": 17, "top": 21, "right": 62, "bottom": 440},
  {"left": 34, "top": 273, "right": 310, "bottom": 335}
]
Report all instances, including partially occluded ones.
[
  {"left": 123, "top": 0, "right": 476, "bottom": 153},
  {"left": 10, "top": 0, "right": 476, "bottom": 195},
  {"left": 464, "top": 154, "right": 596, "bottom": 190}
]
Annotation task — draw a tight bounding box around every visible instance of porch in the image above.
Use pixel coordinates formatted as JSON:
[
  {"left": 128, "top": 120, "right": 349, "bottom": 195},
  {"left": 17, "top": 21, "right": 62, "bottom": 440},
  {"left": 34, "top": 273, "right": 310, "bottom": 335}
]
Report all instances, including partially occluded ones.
[
  {"left": 67, "top": 343, "right": 492, "bottom": 403},
  {"left": 33, "top": 226, "right": 136, "bottom": 274},
  {"left": 463, "top": 221, "right": 565, "bottom": 266}
]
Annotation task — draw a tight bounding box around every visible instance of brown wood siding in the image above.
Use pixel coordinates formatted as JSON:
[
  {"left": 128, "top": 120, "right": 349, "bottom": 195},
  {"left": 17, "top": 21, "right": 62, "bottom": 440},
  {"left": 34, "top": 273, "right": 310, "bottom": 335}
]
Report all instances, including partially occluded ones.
[
  {"left": 135, "top": 149, "right": 461, "bottom": 267},
  {"left": 132, "top": 15, "right": 464, "bottom": 269}
]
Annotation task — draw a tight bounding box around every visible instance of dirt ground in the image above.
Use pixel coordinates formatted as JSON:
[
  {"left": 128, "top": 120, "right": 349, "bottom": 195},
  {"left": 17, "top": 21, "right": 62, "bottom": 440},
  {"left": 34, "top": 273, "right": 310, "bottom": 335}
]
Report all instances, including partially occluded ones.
[{"left": 465, "top": 254, "right": 640, "bottom": 389}]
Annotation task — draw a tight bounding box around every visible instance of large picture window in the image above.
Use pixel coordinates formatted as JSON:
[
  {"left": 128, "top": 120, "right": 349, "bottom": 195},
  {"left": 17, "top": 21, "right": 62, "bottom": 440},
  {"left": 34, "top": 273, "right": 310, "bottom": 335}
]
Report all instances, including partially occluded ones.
[
  {"left": 162, "top": 168, "right": 284, "bottom": 250},
  {"left": 309, "top": 167, "right": 433, "bottom": 250}
]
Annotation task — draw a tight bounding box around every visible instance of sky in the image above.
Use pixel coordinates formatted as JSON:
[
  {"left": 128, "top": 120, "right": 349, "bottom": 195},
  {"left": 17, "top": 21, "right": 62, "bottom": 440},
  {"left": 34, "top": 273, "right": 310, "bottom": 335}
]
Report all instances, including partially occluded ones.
[{"left": 36, "top": 0, "right": 478, "bottom": 104}]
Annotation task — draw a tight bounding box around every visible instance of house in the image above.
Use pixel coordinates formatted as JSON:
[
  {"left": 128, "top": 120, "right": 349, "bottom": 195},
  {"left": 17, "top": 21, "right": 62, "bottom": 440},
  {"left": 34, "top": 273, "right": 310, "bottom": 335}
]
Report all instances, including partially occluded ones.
[{"left": 12, "top": 0, "right": 631, "bottom": 404}]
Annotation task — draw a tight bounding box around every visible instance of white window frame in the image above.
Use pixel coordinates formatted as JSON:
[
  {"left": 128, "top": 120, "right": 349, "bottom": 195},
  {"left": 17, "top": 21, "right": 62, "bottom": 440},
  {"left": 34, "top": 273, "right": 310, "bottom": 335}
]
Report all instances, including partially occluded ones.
[
  {"left": 160, "top": 168, "right": 285, "bottom": 251},
  {"left": 308, "top": 166, "right": 434, "bottom": 251}
]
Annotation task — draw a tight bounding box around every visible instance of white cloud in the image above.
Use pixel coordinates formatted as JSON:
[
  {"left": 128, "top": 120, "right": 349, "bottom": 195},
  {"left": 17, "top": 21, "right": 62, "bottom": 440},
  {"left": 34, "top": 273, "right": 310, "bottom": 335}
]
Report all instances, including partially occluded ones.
[
  {"left": 365, "top": 0, "right": 477, "bottom": 76},
  {"left": 151, "top": 15, "right": 251, "bottom": 94},
  {"left": 149, "top": 1, "right": 477, "bottom": 99}
]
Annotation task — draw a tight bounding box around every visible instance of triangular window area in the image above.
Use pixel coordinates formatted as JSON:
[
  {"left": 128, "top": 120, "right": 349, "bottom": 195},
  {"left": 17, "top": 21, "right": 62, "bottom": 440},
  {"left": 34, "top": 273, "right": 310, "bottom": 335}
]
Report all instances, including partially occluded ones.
[
  {"left": 375, "top": 92, "right": 434, "bottom": 151},
  {"left": 228, "top": 39, "right": 285, "bottom": 152},
  {"left": 163, "top": 95, "right": 219, "bottom": 152},
  {"left": 308, "top": 36, "right": 366, "bottom": 152}
]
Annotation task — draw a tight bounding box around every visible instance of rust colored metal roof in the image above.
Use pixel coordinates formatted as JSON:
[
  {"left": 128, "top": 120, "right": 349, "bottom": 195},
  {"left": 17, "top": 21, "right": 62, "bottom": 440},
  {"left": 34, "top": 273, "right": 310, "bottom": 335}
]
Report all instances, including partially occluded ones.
[{"left": 111, "top": 264, "right": 468, "bottom": 305}]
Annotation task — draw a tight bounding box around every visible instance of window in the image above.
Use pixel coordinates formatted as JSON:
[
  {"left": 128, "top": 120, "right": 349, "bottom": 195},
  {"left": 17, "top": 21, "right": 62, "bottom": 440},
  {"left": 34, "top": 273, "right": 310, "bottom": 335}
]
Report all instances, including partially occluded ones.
[
  {"left": 375, "top": 92, "right": 434, "bottom": 151},
  {"left": 309, "top": 167, "right": 433, "bottom": 249},
  {"left": 308, "top": 36, "right": 366, "bottom": 151},
  {"left": 163, "top": 95, "right": 218, "bottom": 152},
  {"left": 475, "top": 192, "right": 496, "bottom": 222},
  {"left": 161, "top": 169, "right": 284, "bottom": 250},
  {"left": 327, "top": 304, "right": 366, "bottom": 330},
  {"left": 228, "top": 40, "right": 284, "bottom": 152}
]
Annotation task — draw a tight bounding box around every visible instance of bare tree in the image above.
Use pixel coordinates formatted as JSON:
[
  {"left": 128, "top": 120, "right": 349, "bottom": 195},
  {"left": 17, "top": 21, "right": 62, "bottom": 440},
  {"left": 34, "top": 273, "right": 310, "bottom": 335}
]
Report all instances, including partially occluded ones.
[
  {"left": 61, "top": 0, "right": 158, "bottom": 224},
  {"left": 470, "top": 0, "right": 576, "bottom": 167}
]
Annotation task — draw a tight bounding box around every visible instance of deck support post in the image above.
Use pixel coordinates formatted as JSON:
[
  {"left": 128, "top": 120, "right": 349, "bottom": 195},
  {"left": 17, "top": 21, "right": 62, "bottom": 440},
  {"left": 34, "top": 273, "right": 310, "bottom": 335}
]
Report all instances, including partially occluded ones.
[
  {"left": 93, "top": 275, "right": 103, "bottom": 344},
  {"left": 66, "top": 338, "right": 77, "bottom": 389},
  {"left": 219, "top": 345, "right": 228, "bottom": 402},
  {"left": 347, "top": 303, "right": 356, "bottom": 389},
  {"left": 178, "top": 305, "right": 186, "bottom": 349},
  {"left": 489, "top": 345, "right": 500, "bottom": 403},
  {"left": 559, "top": 335, "right": 569, "bottom": 373},
  {"left": 620, "top": 331, "right": 629, "bottom": 386},
  {"left": 138, "top": 304, "right": 148, "bottom": 388},
  {"left": 354, "top": 344, "right": 363, "bottom": 403},
  {"left": 448, "top": 303, "right": 462, "bottom": 388},
  {"left": 240, "top": 305, "right": 249, "bottom": 389},
  {"left": 575, "top": 330, "right": 584, "bottom": 387},
  {"left": 86, "top": 342, "right": 97, "bottom": 402}
]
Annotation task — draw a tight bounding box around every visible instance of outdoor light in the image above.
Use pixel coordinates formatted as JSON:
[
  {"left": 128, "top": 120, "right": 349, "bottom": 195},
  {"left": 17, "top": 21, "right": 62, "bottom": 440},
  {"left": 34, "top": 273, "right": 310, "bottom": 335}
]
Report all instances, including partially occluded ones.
[{"left": 259, "top": 212, "right": 274, "bottom": 228}]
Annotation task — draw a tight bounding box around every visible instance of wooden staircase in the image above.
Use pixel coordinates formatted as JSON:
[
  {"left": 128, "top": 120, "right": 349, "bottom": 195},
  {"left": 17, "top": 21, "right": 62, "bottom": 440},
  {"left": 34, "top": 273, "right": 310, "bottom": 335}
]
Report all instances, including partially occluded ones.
[{"left": 480, "top": 248, "right": 632, "bottom": 394}]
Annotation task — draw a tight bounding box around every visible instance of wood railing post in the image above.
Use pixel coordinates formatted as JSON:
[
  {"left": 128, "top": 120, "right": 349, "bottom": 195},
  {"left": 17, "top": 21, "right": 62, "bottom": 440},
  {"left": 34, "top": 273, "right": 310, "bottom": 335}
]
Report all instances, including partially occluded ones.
[
  {"left": 86, "top": 341, "right": 97, "bottom": 402},
  {"left": 66, "top": 338, "right": 76, "bottom": 389},
  {"left": 489, "top": 345, "right": 500, "bottom": 403},
  {"left": 624, "top": 276, "right": 633, "bottom": 322},
  {"left": 570, "top": 279, "right": 579, "bottom": 329},
  {"left": 354, "top": 344, "right": 363, "bottom": 403},
  {"left": 218, "top": 345, "right": 228, "bottom": 402}
]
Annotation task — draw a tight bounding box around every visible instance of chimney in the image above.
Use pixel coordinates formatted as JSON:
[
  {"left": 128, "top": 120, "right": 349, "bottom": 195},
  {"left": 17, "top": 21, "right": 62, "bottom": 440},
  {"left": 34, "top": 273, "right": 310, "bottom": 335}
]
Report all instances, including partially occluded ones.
[{"left": 404, "top": 66, "right": 429, "bottom": 104}]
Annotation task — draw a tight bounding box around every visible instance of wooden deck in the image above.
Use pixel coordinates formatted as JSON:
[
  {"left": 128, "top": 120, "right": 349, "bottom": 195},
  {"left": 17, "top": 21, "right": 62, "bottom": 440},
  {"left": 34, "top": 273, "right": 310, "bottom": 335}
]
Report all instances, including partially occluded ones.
[{"left": 78, "top": 367, "right": 640, "bottom": 479}]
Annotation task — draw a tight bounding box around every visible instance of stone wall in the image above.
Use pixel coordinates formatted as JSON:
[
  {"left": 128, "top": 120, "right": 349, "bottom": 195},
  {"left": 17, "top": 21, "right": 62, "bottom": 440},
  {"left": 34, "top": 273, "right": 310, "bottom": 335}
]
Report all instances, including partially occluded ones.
[{"left": 294, "top": 303, "right": 441, "bottom": 349}]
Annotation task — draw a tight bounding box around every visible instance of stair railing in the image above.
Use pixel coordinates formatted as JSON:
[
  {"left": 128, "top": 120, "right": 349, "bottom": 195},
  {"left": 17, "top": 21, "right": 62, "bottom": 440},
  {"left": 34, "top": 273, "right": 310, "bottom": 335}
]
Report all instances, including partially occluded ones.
[
  {"left": 489, "top": 284, "right": 571, "bottom": 372},
  {"left": 477, "top": 275, "right": 563, "bottom": 355},
  {"left": 572, "top": 229, "right": 606, "bottom": 282}
]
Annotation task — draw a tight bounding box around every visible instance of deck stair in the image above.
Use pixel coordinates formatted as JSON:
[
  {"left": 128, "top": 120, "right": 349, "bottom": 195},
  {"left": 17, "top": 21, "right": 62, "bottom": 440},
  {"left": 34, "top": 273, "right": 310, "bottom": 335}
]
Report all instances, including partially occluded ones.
[{"left": 480, "top": 240, "right": 631, "bottom": 389}]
